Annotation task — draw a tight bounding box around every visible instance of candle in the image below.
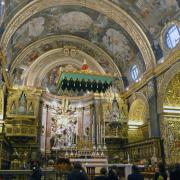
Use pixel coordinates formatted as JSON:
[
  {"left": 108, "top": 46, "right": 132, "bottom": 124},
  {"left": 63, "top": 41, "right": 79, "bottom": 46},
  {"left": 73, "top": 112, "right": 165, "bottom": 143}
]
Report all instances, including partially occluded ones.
[
  {"left": 97, "top": 123, "right": 98, "bottom": 145},
  {"left": 99, "top": 122, "right": 101, "bottom": 145},
  {"left": 104, "top": 121, "right": 105, "bottom": 144},
  {"left": 101, "top": 124, "right": 103, "bottom": 144},
  {"left": 92, "top": 122, "right": 94, "bottom": 143}
]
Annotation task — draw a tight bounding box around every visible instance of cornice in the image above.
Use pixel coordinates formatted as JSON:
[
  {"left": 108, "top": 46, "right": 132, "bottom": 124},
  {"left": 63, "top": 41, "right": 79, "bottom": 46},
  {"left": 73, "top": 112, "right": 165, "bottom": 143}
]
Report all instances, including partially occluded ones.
[{"left": 1, "top": 0, "right": 156, "bottom": 70}]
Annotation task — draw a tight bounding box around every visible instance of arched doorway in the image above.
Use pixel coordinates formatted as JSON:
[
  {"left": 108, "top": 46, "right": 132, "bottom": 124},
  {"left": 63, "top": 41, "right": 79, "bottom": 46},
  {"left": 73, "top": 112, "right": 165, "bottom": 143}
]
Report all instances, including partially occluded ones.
[
  {"left": 161, "top": 72, "right": 180, "bottom": 164},
  {"left": 128, "top": 98, "right": 149, "bottom": 143}
]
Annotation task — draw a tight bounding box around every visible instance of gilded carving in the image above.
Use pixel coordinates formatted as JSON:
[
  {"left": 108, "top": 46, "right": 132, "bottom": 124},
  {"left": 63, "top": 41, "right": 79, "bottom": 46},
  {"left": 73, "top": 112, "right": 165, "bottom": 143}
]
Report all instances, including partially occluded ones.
[
  {"left": 161, "top": 116, "right": 180, "bottom": 164},
  {"left": 160, "top": 72, "right": 180, "bottom": 164},
  {"left": 5, "top": 87, "right": 42, "bottom": 138},
  {"left": 6, "top": 88, "right": 41, "bottom": 118},
  {"left": 0, "top": 88, "right": 4, "bottom": 119}
]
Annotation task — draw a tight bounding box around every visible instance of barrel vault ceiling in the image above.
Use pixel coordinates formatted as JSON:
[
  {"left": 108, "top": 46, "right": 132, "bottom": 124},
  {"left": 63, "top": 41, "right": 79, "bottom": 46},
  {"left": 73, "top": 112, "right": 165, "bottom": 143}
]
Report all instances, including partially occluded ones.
[{"left": 0, "top": 0, "right": 179, "bottom": 93}]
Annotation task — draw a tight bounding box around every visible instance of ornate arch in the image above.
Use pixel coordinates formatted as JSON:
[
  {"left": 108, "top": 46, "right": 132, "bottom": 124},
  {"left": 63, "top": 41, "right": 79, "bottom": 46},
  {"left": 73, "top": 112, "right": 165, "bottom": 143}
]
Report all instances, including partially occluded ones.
[
  {"left": 131, "top": 92, "right": 149, "bottom": 118},
  {"left": 128, "top": 98, "right": 148, "bottom": 125},
  {"left": 157, "top": 60, "right": 180, "bottom": 113},
  {"left": 1, "top": 0, "right": 155, "bottom": 70},
  {"left": 22, "top": 48, "right": 124, "bottom": 89},
  {"left": 128, "top": 95, "right": 149, "bottom": 142},
  {"left": 10, "top": 35, "right": 120, "bottom": 77}
]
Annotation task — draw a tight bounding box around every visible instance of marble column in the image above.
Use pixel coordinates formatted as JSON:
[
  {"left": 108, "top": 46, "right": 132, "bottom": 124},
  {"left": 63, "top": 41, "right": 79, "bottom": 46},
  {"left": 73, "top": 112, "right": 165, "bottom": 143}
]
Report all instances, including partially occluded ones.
[
  {"left": 40, "top": 102, "right": 46, "bottom": 153},
  {"left": 93, "top": 99, "right": 99, "bottom": 146},
  {"left": 147, "top": 79, "right": 160, "bottom": 137}
]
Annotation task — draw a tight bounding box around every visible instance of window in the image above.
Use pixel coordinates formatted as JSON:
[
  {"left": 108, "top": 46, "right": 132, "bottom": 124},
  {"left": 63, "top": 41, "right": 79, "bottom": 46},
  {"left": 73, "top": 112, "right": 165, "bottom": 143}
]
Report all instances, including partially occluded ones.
[
  {"left": 166, "top": 25, "right": 180, "bottom": 49},
  {"left": 0, "top": 0, "right": 5, "bottom": 26},
  {"left": 131, "top": 65, "right": 139, "bottom": 81}
]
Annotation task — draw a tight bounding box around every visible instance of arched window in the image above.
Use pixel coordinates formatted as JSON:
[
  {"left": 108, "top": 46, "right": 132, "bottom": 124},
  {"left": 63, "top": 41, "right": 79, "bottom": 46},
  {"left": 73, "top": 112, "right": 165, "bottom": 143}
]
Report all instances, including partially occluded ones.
[
  {"left": 0, "top": 0, "right": 5, "bottom": 26},
  {"left": 131, "top": 65, "right": 139, "bottom": 81},
  {"left": 166, "top": 24, "right": 180, "bottom": 49}
]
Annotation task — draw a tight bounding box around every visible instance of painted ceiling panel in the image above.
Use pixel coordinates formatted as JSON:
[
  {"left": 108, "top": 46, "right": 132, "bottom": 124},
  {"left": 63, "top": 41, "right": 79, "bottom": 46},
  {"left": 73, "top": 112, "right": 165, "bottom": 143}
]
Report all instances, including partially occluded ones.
[
  {"left": 6, "top": 5, "right": 146, "bottom": 87},
  {"left": 3, "top": 1, "right": 178, "bottom": 89}
]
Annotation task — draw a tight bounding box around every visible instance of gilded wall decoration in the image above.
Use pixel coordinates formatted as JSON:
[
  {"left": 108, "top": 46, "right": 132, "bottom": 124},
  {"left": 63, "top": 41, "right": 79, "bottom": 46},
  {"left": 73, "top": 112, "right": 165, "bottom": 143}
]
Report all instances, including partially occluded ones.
[
  {"left": 6, "top": 88, "right": 41, "bottom": 119},
  {"left": 128, "top": 98, "right": 149, "bottom": 142},
  {"left": 161, "top": 72, "right": 180, "bottom": 164},
  {"left": 157, "top": 60, "right": 180, "bottom": 113},
  {"left": 102, "top": 95, "right": 128, "bottom": 139},
  {"left": 161, "top": 116, "right": 180, "bottom": 164},
  {"left": 5, "top": 88, "right": 42, "bottom": 139},
  {"left": 163, "top": 73, "right": 180, "bottom": 107},
  {"left": 0, "top": 88, "right": 4, "bottom": 120}
]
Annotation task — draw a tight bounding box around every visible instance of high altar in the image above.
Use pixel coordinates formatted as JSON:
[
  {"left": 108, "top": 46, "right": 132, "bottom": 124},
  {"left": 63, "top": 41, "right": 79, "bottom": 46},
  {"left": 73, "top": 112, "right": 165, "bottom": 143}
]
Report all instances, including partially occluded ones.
[{"left": 0, "top": 51, "right": 164, "bottom": 170}]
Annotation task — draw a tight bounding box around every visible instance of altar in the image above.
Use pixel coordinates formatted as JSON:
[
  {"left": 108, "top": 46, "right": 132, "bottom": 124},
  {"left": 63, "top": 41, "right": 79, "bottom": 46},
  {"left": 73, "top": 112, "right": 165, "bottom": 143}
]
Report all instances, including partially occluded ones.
[{"left": 69, "top": 158, "right": 133, "bottom": 179}]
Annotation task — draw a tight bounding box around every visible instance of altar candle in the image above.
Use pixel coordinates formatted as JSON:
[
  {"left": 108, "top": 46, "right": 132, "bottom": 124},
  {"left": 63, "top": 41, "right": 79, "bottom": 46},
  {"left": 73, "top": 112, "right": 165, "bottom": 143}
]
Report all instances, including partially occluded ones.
[
  {"left": 104, "top": 121, "right": 105, "bottom": 144},
  {"left": 99, "top": 122, "right": 101, "bottom": 145},
  {"left": 100, "top": 123, "right": 102, "bottom": 144},
  {"left": 97, "top": 123, "right": 98, "bottom": 144},
  {"left": 127, "top": 153, "right": 130, "bottom": 163},
  {"left": 92, "top": 122, "right": 94, "bottom": 143}
]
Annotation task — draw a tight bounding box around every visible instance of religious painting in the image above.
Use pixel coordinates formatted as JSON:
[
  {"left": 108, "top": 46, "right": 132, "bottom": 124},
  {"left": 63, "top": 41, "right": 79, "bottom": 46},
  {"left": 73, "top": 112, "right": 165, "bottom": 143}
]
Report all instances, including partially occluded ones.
[
  {"left": 12, "top": 67, "right": 24, "bottom": 86},
  {"left": 7, "top": 5, "right": 144, "bottom": 75},
  {"left": 41, "top": 64, "right": 79, "bottom": 96}
]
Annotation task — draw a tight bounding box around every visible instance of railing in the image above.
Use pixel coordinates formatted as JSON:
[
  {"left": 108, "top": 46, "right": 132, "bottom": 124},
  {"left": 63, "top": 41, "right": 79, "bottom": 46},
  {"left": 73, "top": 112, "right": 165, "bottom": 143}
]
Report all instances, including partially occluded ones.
[{"left": 0, "top": 170, "right": 68, "bottom": 180}]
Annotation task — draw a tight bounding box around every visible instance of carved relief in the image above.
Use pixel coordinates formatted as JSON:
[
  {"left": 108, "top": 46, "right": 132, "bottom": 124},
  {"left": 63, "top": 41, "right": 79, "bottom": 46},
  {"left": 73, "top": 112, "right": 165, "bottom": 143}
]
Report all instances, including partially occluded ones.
[
  {"left": 0, "top": 88, "right": 4, "bottom": 119},
  {"left": 161, "top": 72, "right": 180, "bottom": 164},
  {"left": 6, "top": 88, "right": 41, "bottom": 118},
  {"left": 128, "top": 97, "right": 149, "bottom": 142},
  {"left": 161, "top": 116, "right": 180, "bottom": 164},
  {"left": 163, "top": 73, "right": 180, "bottom": 107}
]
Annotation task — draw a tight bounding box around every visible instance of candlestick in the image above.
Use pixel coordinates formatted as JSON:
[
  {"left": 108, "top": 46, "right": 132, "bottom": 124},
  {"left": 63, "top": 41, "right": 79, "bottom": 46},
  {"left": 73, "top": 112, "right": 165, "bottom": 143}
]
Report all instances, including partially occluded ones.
[{"left": 127, "top": 153, "right": 130, "bottom": 163}]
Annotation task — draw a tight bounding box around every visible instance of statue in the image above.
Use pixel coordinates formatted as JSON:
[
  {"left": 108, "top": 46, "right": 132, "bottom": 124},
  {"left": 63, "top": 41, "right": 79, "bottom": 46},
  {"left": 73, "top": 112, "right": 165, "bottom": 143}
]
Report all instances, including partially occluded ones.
[
  {"left": 53, "top": 124, "right": 66, "bottom": 149},
  {"left": 52, "top": 116, "right": 77, "bottom": 149}
]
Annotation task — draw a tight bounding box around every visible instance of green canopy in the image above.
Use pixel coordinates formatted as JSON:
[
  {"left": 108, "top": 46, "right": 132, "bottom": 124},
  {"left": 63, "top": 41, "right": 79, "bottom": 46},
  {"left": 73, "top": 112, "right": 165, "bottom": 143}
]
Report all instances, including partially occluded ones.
[{"left": 57, "top": 71, "right": 115, "bottom": 93}]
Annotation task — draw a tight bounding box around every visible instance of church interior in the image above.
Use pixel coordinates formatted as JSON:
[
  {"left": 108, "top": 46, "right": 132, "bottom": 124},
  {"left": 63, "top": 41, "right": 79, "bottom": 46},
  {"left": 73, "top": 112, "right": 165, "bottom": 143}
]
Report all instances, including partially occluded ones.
[{"left": 0, "top": 0, "right": 180, "bottom": 179}]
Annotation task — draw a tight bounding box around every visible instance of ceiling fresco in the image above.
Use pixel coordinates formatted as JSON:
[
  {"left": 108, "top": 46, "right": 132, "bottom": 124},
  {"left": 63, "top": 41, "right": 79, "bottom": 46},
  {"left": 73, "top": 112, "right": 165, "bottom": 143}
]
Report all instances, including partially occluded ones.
[
  {"left": 1, "top": 1, "right": 178, "bottom": 92},
  {"left": 112, "top": 0, "right": 179, "bottom": 36},
  {"left": 4, "top": 0, "right": 31, "bottom": 24},
  {"left": 11, "top": 36, "right": 118, "bottom": 87},
  {"left": 7, "top": 5, "right": 145, "bottom": 88},
  {"left": 8, "top": 5, "right": 139, "bottom": 62},
  {"left": 2, "top": 0, "right": 179, "bottom": 37},
  {"left": 41, "top": 64, "right": 84, "bottom": 96}
]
